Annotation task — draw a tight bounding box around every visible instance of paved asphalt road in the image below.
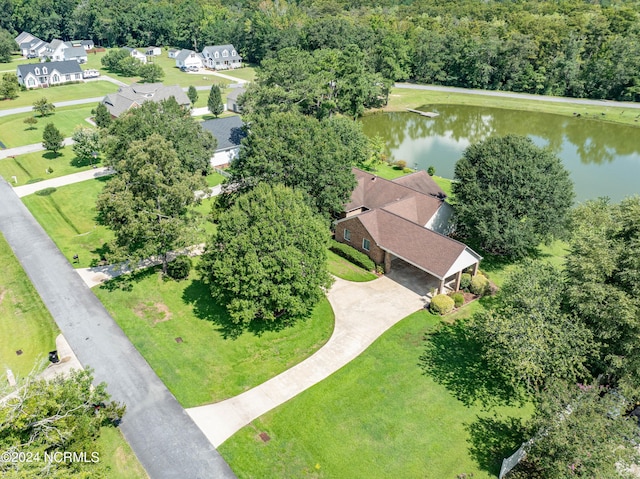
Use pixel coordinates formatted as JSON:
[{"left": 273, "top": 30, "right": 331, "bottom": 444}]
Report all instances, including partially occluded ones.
[
  {"left": 0, "top": 177, "right": 236, "bottom": 479},
  {"left": 394, "top": 82, "right": 640, "bottom": 109}
]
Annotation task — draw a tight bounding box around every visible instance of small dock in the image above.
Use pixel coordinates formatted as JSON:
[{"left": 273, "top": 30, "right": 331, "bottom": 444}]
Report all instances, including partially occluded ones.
[{"left": 406, "top": 108, "right": 439, "bottom": 118}]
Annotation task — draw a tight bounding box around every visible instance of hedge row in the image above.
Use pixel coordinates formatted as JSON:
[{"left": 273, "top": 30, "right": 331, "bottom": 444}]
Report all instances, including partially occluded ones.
[{"left": 330, "top": 241, "right": 375, "bottom": 271}]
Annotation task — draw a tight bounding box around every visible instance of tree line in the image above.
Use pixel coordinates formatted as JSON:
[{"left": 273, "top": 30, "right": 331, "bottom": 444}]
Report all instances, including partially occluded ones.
[{"left": 2, "top": 0, "right": 640, "bottom": 101}]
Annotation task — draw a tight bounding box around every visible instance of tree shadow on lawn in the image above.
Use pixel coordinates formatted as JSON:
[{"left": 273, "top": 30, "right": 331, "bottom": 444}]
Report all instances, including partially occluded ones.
[
  {"left": 419, "top": 320, "right": 523, "bottom": 408},
  {"left": 98, "top": 264, "right": 158, "bottom": 292},
  {"left": 466, "top": 414, "right": 529, "bottom": 476},
  {"left": 43, "top": 151, "right": 63, "bottom": 160},
  {"left": 182, "top": 279, "right": 293, "bottom": 340}
]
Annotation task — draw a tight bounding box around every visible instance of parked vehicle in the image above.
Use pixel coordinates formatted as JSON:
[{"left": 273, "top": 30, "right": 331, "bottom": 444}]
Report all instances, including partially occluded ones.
[{"left": 82, "top": 69, "right": 100, "bottom": 79}]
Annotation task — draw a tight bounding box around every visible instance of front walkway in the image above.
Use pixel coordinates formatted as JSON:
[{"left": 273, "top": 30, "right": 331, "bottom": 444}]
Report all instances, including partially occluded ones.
[
  {"left": 186, "top": 276, "right": 426, "bottom": 447},
  {"left": 13, "top": 166, "right": 113, "bottom": 197}
]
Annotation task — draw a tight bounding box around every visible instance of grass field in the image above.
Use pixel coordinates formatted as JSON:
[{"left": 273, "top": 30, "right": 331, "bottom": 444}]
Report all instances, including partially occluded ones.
[
  {"left": 22, "top": 178, "right": 220, "bottom": 268},
  {"left": 219, "top": 66, "right": 256, "bottom": 82},
  {"left": 0, "top": 233, "right": 59, "bottom": 378},
  {"left": 385, "top": 86, "right": 640, "bottom": 128},
  {"left": 0, "top": 81, "right": 117, "bottom": 110},
  {"left": 326, "top": 250, "right": 377, "bottom": 282},
  {"left": 0, "top": 148, "right": 101, "bottom": 186},
  {"left": 94, "top": 265, "right": 335, "bottom": 407},
  {"left": 95, "top": 427, "right": 148, "bottom": 479},
  {"left": 220, "top": 307, "right": 531, "bottom": 478},
  {"left": 0, "top": 105, "right": 94, "bottom": 147}
]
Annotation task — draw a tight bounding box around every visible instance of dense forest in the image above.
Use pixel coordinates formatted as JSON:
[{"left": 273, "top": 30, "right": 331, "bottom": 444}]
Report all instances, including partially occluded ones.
[{"left": 2, "top": 0, "right": 640, "bottom": 101}]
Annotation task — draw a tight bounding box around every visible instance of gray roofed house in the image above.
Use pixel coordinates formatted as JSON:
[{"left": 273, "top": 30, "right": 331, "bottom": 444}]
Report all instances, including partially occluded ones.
[
  {"left": 16, "top": 60, "right": 84, "bottom": 88},
  {"left": 335, "top": 168, "right": 480, "bottom": 294},
  {"left": 175, "top": 49, "right": 204, "bottom": 69},
  {"left": 101, "top": 83, "right": 191, "bottom": 118},
  {"left": 17, "top": 34, "right": 47, "bottom": 58},
  {"left": 168, "top": 48, "right": 180, "bottom": 58},
  {"left": 201, "top": 44, "right": 242, "bottom": 70},
  {"left": 200, "top": 116, "right": 246, "bottom": 166},
  {"left": 122, "top": 47, "right": 147, "bottom": 64},
  {"left": 63, "top": 46, "right": 88, "bottom": 63},
  {"left": 80, "top": 40, "right": 95, "bottom": 50}
]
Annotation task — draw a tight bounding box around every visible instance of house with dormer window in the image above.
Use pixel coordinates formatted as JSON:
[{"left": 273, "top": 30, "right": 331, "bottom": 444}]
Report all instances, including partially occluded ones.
[
  {"left": 175, "top": 49, "right": 204, "bottom": 69},
  {"left": 201, "top": 44, "right": 242, "bottom": 70},
  {"left": 16, "top": 61, "right": 84, "bottom": 89}
]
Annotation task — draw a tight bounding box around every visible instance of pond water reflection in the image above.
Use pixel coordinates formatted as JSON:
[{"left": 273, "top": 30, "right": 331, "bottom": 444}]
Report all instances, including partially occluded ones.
[{"left": 360, "top": 105, "right": 640, "bottom": 202}]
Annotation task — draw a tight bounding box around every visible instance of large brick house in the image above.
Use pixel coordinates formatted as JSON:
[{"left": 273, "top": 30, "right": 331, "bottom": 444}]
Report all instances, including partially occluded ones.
[{"left": 335, "top": 168, "right": 481, "bottom": 293}]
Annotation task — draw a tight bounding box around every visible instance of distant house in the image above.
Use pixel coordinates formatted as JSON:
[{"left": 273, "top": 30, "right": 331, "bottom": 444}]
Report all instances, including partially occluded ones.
[
  {"left": 168, "top": 48, "right": 180, "bottom": 59},
  {"left": 201, "top": 44, "right": 242, "bottom": 70},
  {"left": 335, "top": 168, "right": 481, "bottom": 294},
  {"left": 226, "top": 87, "right": 246, "bottom": 113},
  {"left": 122, "top": 47, "right": 147, "bottom": 64},
  {"left": 79, "top": 40, "right": 95, "bottom": 50},
  {"left": 101, "top": 83, "right": 191, "bottom": 117},
  {"left": 175, "top": 49, "right": 204, "bottom": 69},
  {"left": 16, "top": 61, "right": 84, "bottom": 88},
  {"left": 145, "top": 46, "right": 162, "bottom": 56},
  {"left": 15, "top": 32, "right": 47, "bottom": 58},
  {"left": 200, "top": 116, "right": 246, "bottom": 167},
  {"left": 41, "top": 40, "right": 87, "bottom": 63},
  {"left": 63, "top": 46, "right": 88, "bottom": 63}
]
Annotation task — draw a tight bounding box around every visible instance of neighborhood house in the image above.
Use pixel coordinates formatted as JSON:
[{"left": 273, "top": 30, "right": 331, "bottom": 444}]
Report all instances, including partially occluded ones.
[
  {"left": 16, "top": 61, "right": 84, "bottom": 88},
  {"left": 336, "top": 168, "right": 482, "bottom": 294},
  {"left": 15, "top": 32, "right": 93, "bottom": 61},
  {"left": 123, "top": 47, "right": 147, "bottom": 64},
  {"left": 201, "top": 44, "right": 242, "bottom": 70},
  {"left": 175, "top": 49, "right": 204, "bottom": 69},
  {"left": 201, "top": 116, "right": 246, "bottom": 167},
  {"left": 101, "top": 83, "right": 191, "bottom": 117},
  {"left": 226, "top": 87, "right": 246, "bottom": 113}
]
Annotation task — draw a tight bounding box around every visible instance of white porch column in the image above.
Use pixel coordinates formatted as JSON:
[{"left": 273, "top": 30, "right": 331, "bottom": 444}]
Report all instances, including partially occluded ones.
[
  {"left": 438, "top": 278, "right": 445, "bottom": 294},
  {"left": 472, "top": 262, "right": 479, "bottom": 276},
  {"left": 454, "top": 270, "right": 462, "bottom": 291}
]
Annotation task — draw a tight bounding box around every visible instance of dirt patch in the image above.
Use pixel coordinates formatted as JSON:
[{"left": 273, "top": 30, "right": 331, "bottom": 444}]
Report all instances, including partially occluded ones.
[
  {"left": 133, "top": 302, "right": 172, "bottom": 325},
  {"left": 0, "top": 288, "right": 6, "bottom": 305}
]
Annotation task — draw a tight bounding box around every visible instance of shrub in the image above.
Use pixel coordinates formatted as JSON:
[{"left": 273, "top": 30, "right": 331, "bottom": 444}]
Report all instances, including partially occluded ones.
[
  {"left": 427, "top": 165, "right": 436, "bottom": 176},
  {"left": 395, "top": 159, "right": 407, "bottom": 169},
  {"left": 35, "top": 187, "right": 56, "bottom": 196},
  {"left": 459, "top": 273, "right": 472, "bottom": 291},
  {"left": 430, "top": 294, "right": 455, "bottom": 315},
  {"left": 167, "top": 255, "right": 192, "bottom": 280},
  {"left": 450, "top": 292, "right": 464, "bottom": 308},
  {"left": 470, "top": 274, "right": 490, "bottom": 296},
  {"left": 402, "top": 167, "right": 413, "bottom": 173},
  {"left": 330, "top": 241, "right": 375, "bottom": 271}
]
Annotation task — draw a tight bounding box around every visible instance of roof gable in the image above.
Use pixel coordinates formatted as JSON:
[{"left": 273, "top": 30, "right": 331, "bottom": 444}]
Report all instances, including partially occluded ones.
[
  {"left": 200, "top": 116, "right": 246, "bottom": 152},
  {"left": 17, "top": 60, "right": 83, "bottom": 77},
  {"left": 102, "top": 83, "right": 191, "bottom": 117}
]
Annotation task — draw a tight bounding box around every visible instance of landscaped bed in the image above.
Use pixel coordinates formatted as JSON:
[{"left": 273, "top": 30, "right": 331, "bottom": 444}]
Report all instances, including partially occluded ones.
[
  {"left": 94, "top": 265, "right": 335, "bottom": 408},
  {"left": 219, "top": 306, "right": 531, "bottom": 478}
]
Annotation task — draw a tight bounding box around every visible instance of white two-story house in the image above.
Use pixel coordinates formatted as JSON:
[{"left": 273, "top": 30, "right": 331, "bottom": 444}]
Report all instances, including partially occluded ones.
[
  {"left": 201, "top": 44, "right": 242, "bottom": 70},
  {"left": 16, "top": 61, "right": 84, "bottom": 89}
]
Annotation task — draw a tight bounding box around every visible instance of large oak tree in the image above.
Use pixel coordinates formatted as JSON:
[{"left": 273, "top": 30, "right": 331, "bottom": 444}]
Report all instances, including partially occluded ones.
[{"left": 452, "top": 135, "right": 574, "bottom": 258}]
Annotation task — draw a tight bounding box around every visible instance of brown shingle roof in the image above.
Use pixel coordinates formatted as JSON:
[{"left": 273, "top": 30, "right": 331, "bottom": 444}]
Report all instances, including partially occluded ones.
[
  {"left": 392, "top": 170, "right": 446, "bottom": 198},
  {"left": 356, "top": 209, "right": 469, "bottom": 278}
]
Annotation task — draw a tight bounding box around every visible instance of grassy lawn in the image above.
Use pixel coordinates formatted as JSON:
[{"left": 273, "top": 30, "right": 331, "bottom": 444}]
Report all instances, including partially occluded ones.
[
  {"left": 22, "top": 178, "right": 115, "bottom": 268},
  {"left": 0, "top": 105, "right": 94, "bottom": 147},
  {"left": 0, "top": 148, "right": 102, "bottom": 186},
  {"left": 220, "top": 307, "right": 531, "bottom": 478},
  {"left": 384, "top": 86, "right": 640, "bottom": 128},
  {"left": 326, "top": 250, "right": 377, "bottom": 282},
  {"left": 22, "top": 178, "right": 220, "bottom": 268},
  {"left": 0, "top": 233, "right": 59, "bottom": 378},
  {"left": 0, "top": 81, "right": 117, "bottom": 110},
  {"left": 94, "top": 265, "right": 335, "bottom": 407},
  {"left": 219, "top": 66, "right": 256, "bottom": 82},
  {"left": 95, "top": 427, "right": 148, "bottom": 479}
]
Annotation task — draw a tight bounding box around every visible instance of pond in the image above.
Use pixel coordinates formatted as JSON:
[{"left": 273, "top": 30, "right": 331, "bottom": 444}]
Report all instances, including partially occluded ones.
[{"left": 360, "top": 105, "right": 640, "bottom": 203}]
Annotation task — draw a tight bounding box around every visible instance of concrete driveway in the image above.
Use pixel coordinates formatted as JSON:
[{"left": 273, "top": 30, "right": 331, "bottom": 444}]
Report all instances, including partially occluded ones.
[{"left": 187, "top": 275, "right": 426, "bottom": 447}]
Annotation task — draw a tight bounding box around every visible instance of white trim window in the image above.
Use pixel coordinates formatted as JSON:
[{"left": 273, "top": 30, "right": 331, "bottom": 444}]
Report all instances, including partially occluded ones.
[
  {"left": 34, "top": 67, "right": 40, "bottom": 75},
  {"left": 52, "top": 73, "right": 59, "bottom": 82},
  {"left": 362, "top": 238, "right": 371, "bottom": 251},
  {"left": 27, "top": 78, "right": 36, "bottom": 87},
  {"left": 222, "top": 50, "right": 228, "bottom": 57},
  {"left": 343, "top": 229, "right": 351, "bottom": 242},
  {"left": 214, "top": 51, "right": 219, "bottom": 58},
  {"left": 42, "top": 66, "right": 48, "bottom": 74}
]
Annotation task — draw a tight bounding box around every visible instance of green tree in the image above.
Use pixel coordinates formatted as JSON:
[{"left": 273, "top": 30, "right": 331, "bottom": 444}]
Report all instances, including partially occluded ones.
[
  {"left": 100, "top": 48, "right": 130, "bottom": 71},
  {"left": 94, "top": 102, "right": 112, "bottom": 128},
  {"left": 32, "top": 97, "right": 55, "bottom": 117},
  {"left": 138, "top": 62, "right": 164, "bottom": 83},
  {"left": 71, "top": 127, "right": 101, "bottom": 166},
  {"left": 97, "top": 134, "right": 205, "bottom": 273},
  {"left": 23, "top": 116, "right": 37, "bottom": 130},
  {"left": 227, "top": 111, "right": 366, "bottom": 216},
  {"left": 452, "top": 135, "right": 574, "bottom": 258},
  {"left": 0, "top": 28, "right": 14, "bottom": 63},
  {"left": 42, "top": 123, "right": 64, "bottom": 154},
  {"left": 187, "top": 85, "right": 198, "bottom": 105},
  {"left": 565, "top": 197, "right": 640, "bottom": 397},
  {"left": 103, "top": 98, "right": 216, "bottom": 175},
  {"left": 0, "top": 73, "right": 19, "bottom": 100},
  {"left": 207, "top": 84, "right": 223, "bottom": 117},
  {"left": 516, "top": 382, "right": 640, "bottom": 478},
  {"left": 472, "top": 261, "right": 594, "bottom": 395},
  {"left": 0, "top": 368, "right": 125, "bottom": 478},
  {"left": 199, "top": 183, "right": 332, "bottom": 327}
]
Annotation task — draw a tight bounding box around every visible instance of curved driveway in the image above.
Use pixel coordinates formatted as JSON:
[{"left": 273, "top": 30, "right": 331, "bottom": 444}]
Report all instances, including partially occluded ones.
[
  {"left": 0, "top": 177, "right": 235, "bottom": 479},
  {"left": 187, "top": 276, "right": 426, "bottom": 447}
]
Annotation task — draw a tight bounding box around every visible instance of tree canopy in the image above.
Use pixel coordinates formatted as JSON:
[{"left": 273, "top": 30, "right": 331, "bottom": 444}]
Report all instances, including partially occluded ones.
[
  {"left": 207, "top": 84, "right": 223, "bottom": 117},
  {"left": 103, "top": 98, "right": 216, "bottom": 175},
  {"left": 0, "top": 73, "right": 19, "bottom": 100},
  {"left": 0, "top": 28, "right": 14, "bottom": 63},
  {"left": 71, "top": 127, "right": 101, "bottom": 166},
  {"left": 32, "top": 97, "right": 55, "bottom": 117},
  {"left": 96, "top": 134, "right": 205, "bottom": 273},
  {"left": 452, "top": 135, "right": 574, "bottom": 258},
  {"left": 199, "top": 183, "right": 332, "bottom": 328},
  {"left": 227, "top": 110, "right": 367, "bottom": 217},
  {"left": 42, "top": 123, "right": 63, "bottom": 154}
]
